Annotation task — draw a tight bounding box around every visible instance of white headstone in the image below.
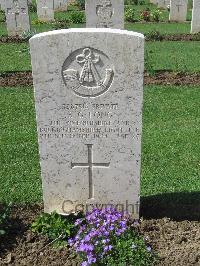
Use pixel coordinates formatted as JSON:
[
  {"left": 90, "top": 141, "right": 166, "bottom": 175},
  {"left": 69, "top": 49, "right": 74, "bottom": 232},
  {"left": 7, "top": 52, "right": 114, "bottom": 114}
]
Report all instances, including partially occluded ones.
[
  {"left": 54, "top": 0, "right": 67, "bottom": 11},
  {"left": 86, "top": 0, "right": 124, "bottom": 29},
  {"left": 157, "top": 0, "right": 170, "bottom": 8},
  {"left": 37, "top": 0, "right": 54, "bottom": 21},
  {"left": 30, "top": 28, "right": 144, "bottom": 218},
  {"left": 150, "top": 0, "right": 158, "bottom": 4},
  {"left": 5, "top": 0, "right": 30, "bottom": 36},
  {"left": 169, "top": 0, "right": 188, "bottom": 22},
  {"left": 191, "top": 0, "right": 200, "bottom": 33},
  {"left": 0, "top": 0, "right": 6, "bottom": 11}
]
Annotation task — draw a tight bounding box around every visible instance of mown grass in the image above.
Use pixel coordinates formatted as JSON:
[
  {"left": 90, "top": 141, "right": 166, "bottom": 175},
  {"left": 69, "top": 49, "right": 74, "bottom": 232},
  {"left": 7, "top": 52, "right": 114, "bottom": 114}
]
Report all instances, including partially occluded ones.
[
  {"left": 0, "top": 87, "right": 41, "bottom": 203},
  {"left": 0, "top": 86, "right": 199, "bottom": 203},
  {"left": 0, "top": 41, "right": 199, "bottom": 73},
  {"left": 146, "top": 41, "right": 200, "bottom": 73},
  {"left": 142, "top": 85, "right": 200, "bottom": 197},
  {"left": 0, "top": 43, "right": 31, "bottom": 72},
  {"left": 126, "top": 22, "right": 191, "bottom": 35}
]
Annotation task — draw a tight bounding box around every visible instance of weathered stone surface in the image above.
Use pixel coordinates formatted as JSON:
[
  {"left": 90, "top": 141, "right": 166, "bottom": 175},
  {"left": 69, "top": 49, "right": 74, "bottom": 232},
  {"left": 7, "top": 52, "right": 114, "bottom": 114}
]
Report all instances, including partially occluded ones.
[
  {"left": 0, "top": 0, "right": 6, "bottom": 11},
  {"left": 157, "top": 0, "right": 170, "bottom": 8},
  {"left": 37, "top": 0, "right": 54, "bottom": 21},
  {"left": 169, "top": 0, "right": 188, "bottom": 22},
  {"left": 30, "top": 28, "right": 144, "bottom": 218},
  {"left": 149, "top": 0, "right": 158, "bottom": 5},
  {"left": 54, "top": 0, "right": 68, "bottom": 11},
  {"left": 86, "top": 0, "right": 124, "bottom": 29},
  {"left": 5, "top": 0, "right": 30, "bottom": 36},
  {"left": 191, "top": 0, "right": 200, "bottom": 33}
]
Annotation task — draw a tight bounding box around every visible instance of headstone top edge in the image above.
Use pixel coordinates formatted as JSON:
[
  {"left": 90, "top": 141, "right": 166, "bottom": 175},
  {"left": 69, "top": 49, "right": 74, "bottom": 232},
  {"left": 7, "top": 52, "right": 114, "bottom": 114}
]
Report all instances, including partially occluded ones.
[{"left": 29, "top": 28, "right": 145, "bottom": 43}]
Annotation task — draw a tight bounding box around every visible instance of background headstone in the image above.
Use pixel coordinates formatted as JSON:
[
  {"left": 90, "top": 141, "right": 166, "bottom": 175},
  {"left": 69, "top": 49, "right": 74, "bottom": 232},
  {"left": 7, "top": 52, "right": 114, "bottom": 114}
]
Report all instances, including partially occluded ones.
[
  {"left": 0, "top": 0, "right": 5, "bottom": 11},
  {"left": 150, "top": 0, "right": 158, "bottom": 4},
  {"left": 37, "top": 0, "right": 54, "bottom": 21},
  {"left": 54, "top": 0, "right": 67, "bottom": 11},
  {"left": 157, "top": 0, "right": 170, "bottom": 8},
  {"left": 86, "top": 0, "right": 124, "bottom": 29},
  {"left": 169, "top": 0, "right": 188, "bottom": 22},
  {"left": 191, "top": 0, "right": 200, "bottom": 33},
  {"left": 30, "top": 28, "right": 144, "bottom": 218},
  {"left": 5, "top": 0, "right": 30, "bottom": 36}
]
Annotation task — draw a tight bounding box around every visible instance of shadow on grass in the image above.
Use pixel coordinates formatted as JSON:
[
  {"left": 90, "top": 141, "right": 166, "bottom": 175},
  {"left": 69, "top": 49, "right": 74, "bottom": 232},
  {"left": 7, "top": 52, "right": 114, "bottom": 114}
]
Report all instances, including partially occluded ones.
[{"left": 141, "top": 192, "right": 200, "bottom": 221}]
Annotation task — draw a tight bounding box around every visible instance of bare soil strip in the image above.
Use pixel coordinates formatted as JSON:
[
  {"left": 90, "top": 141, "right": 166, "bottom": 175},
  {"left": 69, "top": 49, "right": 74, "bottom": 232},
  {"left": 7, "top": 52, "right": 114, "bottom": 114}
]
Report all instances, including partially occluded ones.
[
  {"left": 0, "top": 71, "right": 200, "bottom": 87},
  {"left": 0, "top": 33, "right": 199, "bottom": 43},
  {"left": 0, "top": 204, "right": 199, "bottom": 266}
]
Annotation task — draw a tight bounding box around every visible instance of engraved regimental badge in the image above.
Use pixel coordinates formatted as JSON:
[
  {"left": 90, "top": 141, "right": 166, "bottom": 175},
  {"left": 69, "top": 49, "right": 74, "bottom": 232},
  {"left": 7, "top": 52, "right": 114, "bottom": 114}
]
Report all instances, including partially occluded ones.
[
  {"left": 96, "top": 0, "right": 114, "bottom": 27},
  {"left": 62, "top": 47, "right": 114, "bottom": 98}
]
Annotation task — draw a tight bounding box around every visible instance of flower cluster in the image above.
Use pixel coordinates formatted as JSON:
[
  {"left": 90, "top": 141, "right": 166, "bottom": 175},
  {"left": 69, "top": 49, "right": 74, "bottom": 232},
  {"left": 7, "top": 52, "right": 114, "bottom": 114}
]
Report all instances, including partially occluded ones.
[
  {"left": 140, "top": 10, "right": 151, "bottom": 22},
  {"left": 68, "top": 207, "right": 129, "bottom": 266}
]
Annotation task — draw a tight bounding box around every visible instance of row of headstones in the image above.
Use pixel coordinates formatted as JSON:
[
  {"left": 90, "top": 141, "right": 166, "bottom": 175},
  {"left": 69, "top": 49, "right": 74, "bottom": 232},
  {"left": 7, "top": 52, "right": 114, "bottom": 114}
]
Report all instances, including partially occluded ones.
[
  {"left": 0, "top": 0, "right": 199, "bottom": 35},
  {"left": 0, "top": 0, "right": 69, "bottom": 35},
  {"left": 151, "top": 0, "right": 200, "bottom": 33}
]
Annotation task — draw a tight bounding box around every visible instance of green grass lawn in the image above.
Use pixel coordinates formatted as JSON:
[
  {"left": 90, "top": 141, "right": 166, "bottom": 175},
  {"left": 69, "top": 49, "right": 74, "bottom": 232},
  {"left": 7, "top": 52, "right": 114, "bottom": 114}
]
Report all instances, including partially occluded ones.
[
  {"left": 0, "top": 41, "right": 199, "bottom": 73},
  {"left": 146, "top": 41, "right": 200, "bottom": 73},
  {"left": 126, "top": 22, "right": 191, "bottom": 35},
  {"left": 0, "top": 86, "right": 199, "bottom": 204}
]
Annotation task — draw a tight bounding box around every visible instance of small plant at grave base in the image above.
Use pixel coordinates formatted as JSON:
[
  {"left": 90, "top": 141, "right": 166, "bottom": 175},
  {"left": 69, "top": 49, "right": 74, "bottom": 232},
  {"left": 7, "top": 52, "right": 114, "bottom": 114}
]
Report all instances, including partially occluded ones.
[
  {"left": 69, "top": 208, "right": 156, "bottom": 265},
  {"left": 145, "top": 50, "right": 156, "bottom": 76},
  {"left": 20, "top": 29, "right": 37, "bottom": 40},
  {"left": 28, "top": 2, "right": 37, "bottom": 13},
  {"left": 31, "top": 212, "right": 78, "bottom": 246},
  {"left": 140, "top": 10, "right": 151, "bottom": 22},
  {"left": 145, "top": 30, "right": 163, "bottom": 41},
  {"left": 150, "top": 9, "right": 163, "bottom": 22},
  {"left": 0, "top": 203, "right": 11, "bottom": 236},
  {"left": 125, "top": 7, "right": 136, "bottom": 23},
  {"left": 32, "top": 19, "right": 48, "bottom": 25},
  {"left": 69, "top": 11, "right": 85, "bottom": 24},
  {"left": 52, "top": 19, "right": 70, "bottom": 30}
]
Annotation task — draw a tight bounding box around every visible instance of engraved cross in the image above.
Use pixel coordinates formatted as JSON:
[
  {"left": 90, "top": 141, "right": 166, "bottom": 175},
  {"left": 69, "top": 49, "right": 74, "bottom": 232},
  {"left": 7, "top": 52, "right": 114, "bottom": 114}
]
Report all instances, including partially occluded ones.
[
  {"left": 176, "top": 2, "right": 183, "bottom": 12},
  {"left": 71, "top": 144, "right": 110, "bottom": 199},
  {"left": 7, "top": 0, "right": 26, "bottom": 28}
]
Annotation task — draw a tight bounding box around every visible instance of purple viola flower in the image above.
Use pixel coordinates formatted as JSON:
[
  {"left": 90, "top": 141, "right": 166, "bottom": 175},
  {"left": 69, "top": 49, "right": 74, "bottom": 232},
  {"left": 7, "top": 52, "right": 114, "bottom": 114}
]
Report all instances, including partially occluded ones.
[
  {"left": 102, "top": 239, "right": 110, "bottom": 244},
  {"left": 71, "top": 207, "right": 131, "bottom": 264},
  {"left": 78, "top": 243, "right": 94, "bottom": 252},
  {"left": 108, "top": 225, "right": 115, "bottom": 231},
  {"left": 81, "top": 261, "right": 88, "bottom": 266},
  {"left": 68, "top": 238, "right": 74, "bottom": 246},
  {"left": 75, "top": 218, "right": 83, "bottom": 226},
  {"left": 84, "top": 235, "right": 91, "bottom": 242},
  {"left": 104, "top": 245, "right": 113, "bottom": 252},
  {"left": 87, "top": 254, "right": 97, "bottom": 264}
]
